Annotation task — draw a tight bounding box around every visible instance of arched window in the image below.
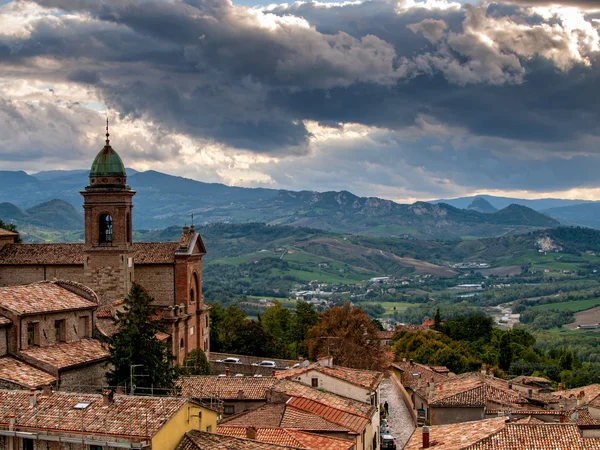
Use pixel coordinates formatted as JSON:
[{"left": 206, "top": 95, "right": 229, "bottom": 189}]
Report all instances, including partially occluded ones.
[
  {"left": 126, "top": 213, "right": 131, "bottom": 244},
  {"left": 99, "top": 214, "right": 113, "bottom": 243},
  {"left": 180, "top": 338, "right": 185, "bottom": 349},
  {"left": 191, "top": 272, "right": 200, "bottom": 305},
  {"left": 190, "top": 288, "right": 195, "bottom": 304}
]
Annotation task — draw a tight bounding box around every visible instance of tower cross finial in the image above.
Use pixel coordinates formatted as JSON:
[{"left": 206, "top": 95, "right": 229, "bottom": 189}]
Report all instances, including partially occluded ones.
[{"left": 105, "top": 117, "right": 110, "bottom": 146}]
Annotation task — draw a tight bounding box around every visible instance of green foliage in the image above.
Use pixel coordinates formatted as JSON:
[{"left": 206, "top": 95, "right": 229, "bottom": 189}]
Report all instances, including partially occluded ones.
[
  {"left": 440, "top": 315, "right": 494, "bottom": 342},
  {"left": 519, "top": 309, "right": 574, "bottom": 330},
  {"left": 498, "top": 333, "right": 512, "bottom": 371},
  {"left": 107, "top": 284, "right": 176, "bottom": 392},
  {"left": 182, "top": 349, "right": 211, "bottom": 375}
]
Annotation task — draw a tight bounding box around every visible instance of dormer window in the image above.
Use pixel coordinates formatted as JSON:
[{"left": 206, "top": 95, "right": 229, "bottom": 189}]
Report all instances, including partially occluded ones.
[{"left": 99, "top": 214, "right": 113, "bottom": 243}]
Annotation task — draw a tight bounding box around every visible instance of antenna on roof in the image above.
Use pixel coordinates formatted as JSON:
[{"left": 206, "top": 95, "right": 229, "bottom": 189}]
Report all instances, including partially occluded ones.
[
  {"left": 191, "top": 214, "right": 194, "bottom": 227},
  {"left": 105, "top": 117, "right": 110, "bottom": 146}
]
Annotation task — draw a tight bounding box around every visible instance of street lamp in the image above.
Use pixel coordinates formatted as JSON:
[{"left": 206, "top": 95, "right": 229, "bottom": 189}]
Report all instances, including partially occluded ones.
[{"left": 130, "top": 364, "right": 144, "bottom": 395}]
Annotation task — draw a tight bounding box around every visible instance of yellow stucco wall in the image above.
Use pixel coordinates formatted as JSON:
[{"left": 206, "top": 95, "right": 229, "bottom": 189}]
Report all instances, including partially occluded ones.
[{"left": 151, "top": 402, "right": 219, "bottom": 450}]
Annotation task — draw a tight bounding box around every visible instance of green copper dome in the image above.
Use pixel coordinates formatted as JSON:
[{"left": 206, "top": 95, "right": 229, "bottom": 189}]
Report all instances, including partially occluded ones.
[{"left": 90, "top": 145, "right": 126, "bottom": 177}]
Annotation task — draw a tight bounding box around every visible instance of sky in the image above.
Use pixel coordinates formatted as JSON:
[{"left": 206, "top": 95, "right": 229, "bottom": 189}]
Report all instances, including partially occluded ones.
[{"left": 1, "top": 0, "right": 600, "bottom": 203}]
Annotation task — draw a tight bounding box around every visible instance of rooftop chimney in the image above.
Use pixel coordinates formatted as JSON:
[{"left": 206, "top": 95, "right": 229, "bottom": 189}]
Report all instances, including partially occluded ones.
[
  {"left": 272, "top": 370, "right": 276, "bottom": 377},
  {"left": 422, "top": 425, "right": 430, "bottom": 449},
  {"left": 237, "top": 390, "right": 245, "bottom": 400},
  {"left": 318, "top": 356, "right": 334, "bottom": 368},
  {"left": 182, "top": 225, "right": 190, "bottom": 233},
  {"left": 29, "top": 388, "right": 37, "bottom": 407},
  {"left": 225, "top": 367, "right": 231, "bottom": 376},
  {"left": 481, "top": 364, "right": 487, "bottom": 375},
  {"left": 103, "top": 389, "right": 115, "bottom": 406},
  {"left": 246, "top": 426, "right": 257, "bottom": 440},
  {"left": 558, "top": 383, "right": 563, "bottom": 392},
  {"left": 42, "top": 385, "right": 52, "bottom": 396},
  {"left": 410, "top": 359, "right": 414, "bottom": 366}
]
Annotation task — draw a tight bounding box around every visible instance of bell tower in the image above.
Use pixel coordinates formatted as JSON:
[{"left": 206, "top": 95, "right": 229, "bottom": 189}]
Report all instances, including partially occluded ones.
[{"left": 81, "top": 121, "right": 135, "bottom": 306}]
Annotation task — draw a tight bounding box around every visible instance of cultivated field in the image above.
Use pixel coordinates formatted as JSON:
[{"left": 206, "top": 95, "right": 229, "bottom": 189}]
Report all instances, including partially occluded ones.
[
  {"left": 565, "top": 305, "right": 600, "bottom": 330},
  {"left": 532, "top": 299, "right": 600, "bottom": 313}
]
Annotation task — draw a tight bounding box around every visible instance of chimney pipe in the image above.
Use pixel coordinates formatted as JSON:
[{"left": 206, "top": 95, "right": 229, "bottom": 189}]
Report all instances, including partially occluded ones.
[
  {"left": 410, "top": 359, "right": 414, "bottom": 366},
  {"left": 272, "top": 370, "right": 276, "bottom": 377},
  {"left": 103, "top": 389, "right": 115, "bottom": 406},
  {"left": 225, "top": 367, "right": 231, "bottom": 376},
  {"left": 29, "top": 388, "right": 37, "bottom": 407},
  {"left": 422, "top": 425, "right": 430, "bottom": 449},
  {"left": 558, "top": 383, "right": 562, "bottom": 392},
  {"left": 246, "top": 426, "right": 257, "bottom": 440}
]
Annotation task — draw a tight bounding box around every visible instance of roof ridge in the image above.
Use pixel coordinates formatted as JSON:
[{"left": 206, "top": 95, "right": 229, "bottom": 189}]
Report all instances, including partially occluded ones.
[{"left": 287, "top": 394, "right": 370, "bottom": 419}]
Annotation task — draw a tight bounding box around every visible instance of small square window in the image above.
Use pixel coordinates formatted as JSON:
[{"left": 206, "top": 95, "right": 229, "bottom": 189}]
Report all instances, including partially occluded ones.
[
  {"left": 311, "top": 377, "right": 319, "bottom": 388},
  {"left": 224, "top": 405, "right": 235, "bottom": 415}
]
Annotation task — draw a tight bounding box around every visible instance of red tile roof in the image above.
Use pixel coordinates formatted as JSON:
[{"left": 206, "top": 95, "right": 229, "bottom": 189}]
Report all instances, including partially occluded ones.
[
  {"left": 0, "top": 281, "right": 97, "bottom": 315},
  {"left": 428, "top": 373, "right": 519, "bottom": 408},
  {"left": 405, "top": 417, "right": 509, "bottom": 450},
  {"left": 512, "top": 416, "right": 546, "bottom": 424},
  {"left": 0, "top": 389, "right": 190, "bottom": 440},
  {"left": 276, "top": 364, "right": 383, "bottom": 391},
  {"left": 0, "top": 357, "right": 56, "bottom": 388},
  {"left": 177, "top": 376, "right": 278, "bottom": 401},
  {"left": 286, "top": 396, "right": 369, "bottom": 434},
  {"left": 0, "top": 242, "right": 180, "bottom": 265},
  {"left": 393, "top": 360, "right": 452, "bottom": 395},
  {"left": 273, "top": 380, "right": 374, "bottom": 417},
  {"left": 219, "top": 402, "right": 349, "bottom": 433},
  {"left": 177, "top": 430, "right": 300, "bottom": 449},
  {"left": 20, "top": 339, "right": 109, "bottom": 370},
  {"left": 467, "top": 423, "right": 593, "bottom": 450},
  {"left": 553, "top": 384, "right": 600, "bottom": 404},
  {"left": 217, "top": 427, "right": 354, "bottom": 450},
  {"left": 0, "top": 228, "right": 17, "bottom": 236}
]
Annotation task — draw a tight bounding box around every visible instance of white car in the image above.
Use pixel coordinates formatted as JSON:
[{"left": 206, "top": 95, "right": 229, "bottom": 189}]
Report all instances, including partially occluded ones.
[
  {"left": 252, "top": 360, "right": 277, "bottom": 368},
  {"left": 287, "top": 363, "right": 301, "bottom": 369},
  {"left": 217, "top": 357, "right": 242, "bottom": 364}
]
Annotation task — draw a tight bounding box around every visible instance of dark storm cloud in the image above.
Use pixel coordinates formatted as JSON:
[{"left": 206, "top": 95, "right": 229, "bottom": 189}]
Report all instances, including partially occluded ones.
[{"left": 2, "top": 0, "right": 600, "bottom": 195}]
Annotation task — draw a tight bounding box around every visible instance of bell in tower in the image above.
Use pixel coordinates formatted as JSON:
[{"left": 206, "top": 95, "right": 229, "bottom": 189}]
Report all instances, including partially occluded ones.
[{"left": 81, "top": 120, "right": 135, "bottom": 305}]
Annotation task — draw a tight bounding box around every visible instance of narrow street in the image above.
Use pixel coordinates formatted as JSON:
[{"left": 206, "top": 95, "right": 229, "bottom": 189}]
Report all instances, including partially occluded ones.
[{"left": 380, "top": 376, "right": 416, "bottom": 448}]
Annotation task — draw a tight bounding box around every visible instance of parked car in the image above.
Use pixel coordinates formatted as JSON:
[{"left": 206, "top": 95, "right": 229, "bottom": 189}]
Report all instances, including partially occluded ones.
[
  {"left": 252, "top": 360, "right": 277, "bottom": 367},
  {"left": 381, "top": 435, "right": 396, "bottom": 450},
  {"left": 287, "top": 363, "right": 301, "bottom": 369},
  {"left": 217, "top": 357, "right": 242, "bottom": 364}
]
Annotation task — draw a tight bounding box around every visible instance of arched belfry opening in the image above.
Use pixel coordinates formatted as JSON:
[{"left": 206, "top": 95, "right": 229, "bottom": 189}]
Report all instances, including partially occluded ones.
[
  {"left": 126, "top": 213, "right": 131, "bottom": 244},
  {"left": 99, "top": 214, "right": 113, "bottom": 243}
]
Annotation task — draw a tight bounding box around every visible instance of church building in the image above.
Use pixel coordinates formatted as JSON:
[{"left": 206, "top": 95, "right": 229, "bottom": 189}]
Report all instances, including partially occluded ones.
[{"left": 0, "top": 128, "right": 210, "bottom": 366}]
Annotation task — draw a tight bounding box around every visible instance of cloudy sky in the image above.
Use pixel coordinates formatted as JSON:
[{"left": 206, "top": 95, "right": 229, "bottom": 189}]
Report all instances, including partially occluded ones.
[{"left": 1, "top": 0, "right": 600, "bottom": 203}]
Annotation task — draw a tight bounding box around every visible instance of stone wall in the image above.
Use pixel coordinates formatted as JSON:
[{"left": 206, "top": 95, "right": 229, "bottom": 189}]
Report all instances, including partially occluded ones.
[
  {"left": 59, "top": 360, "right": 111, "bottom": 393},
  {"left": 84, "top": 251, "right": 131, "bottom": 306},
  {"left": 135, "top": 264, "right": 175, "bottom": 305},
  {"left": 431, "top": 406, "right": 484, "bottom": 425},
  {"left": 0, "top": 265, "right": 85, "bottom": 288},
  {"left": 16, "top": 309, "right": 94, "bottom": 351}
]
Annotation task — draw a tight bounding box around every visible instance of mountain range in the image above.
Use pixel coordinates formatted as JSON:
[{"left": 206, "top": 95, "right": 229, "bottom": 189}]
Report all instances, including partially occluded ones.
[{"left": 0, "top": 169, "right": 561, "bottom": 240}]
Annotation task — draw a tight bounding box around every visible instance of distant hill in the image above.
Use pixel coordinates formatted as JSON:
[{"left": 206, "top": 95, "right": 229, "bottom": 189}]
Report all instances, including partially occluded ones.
[
  {"left": 541, "top": 203, "right": 600, "bottom": 229},
  {"left": 0, "top": 169, "right": 559, "bottom": 239},
  {"left": 0, "top": 199, "right": 83, "bottom": 230},
  {"left": 467, "top": 197, "right": 497, "bottom": 213},
  {"left": 433, "top": 195, "right": 593, "bottom": 211}
]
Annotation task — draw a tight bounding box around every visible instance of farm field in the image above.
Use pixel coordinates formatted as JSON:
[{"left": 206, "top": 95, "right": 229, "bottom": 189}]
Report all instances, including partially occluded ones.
[
  {"left": 565, "top": 305, "right": 600, "bottom": 329},
  {"left": 531, "top": 298, "right": 600, "bottom": 313}
]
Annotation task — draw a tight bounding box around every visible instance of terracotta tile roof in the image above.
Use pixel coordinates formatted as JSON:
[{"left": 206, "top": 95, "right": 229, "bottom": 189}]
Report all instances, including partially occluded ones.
[
  {"left": 393, "top": 361, "right": 451, "bottom": 394},
  {"left": 571, "top": 407, "right": 600, "bottom": 427},
  {"left": 511, "top": 375, "right": 552, "bottom": 385},
  {"left": 219, "top": 402, "right": 349, "bottom": 433},
  {"left": 286, "top": 396, "right": 369, "bottom": 434},
  {"left": 281, "top": 405, "right": 350, "bottom": 432},
  {"left": 487, "top": 409, "right": 564, "bottom": 416},
  {"left": 0, "top": 281, "right": 97, "bottom": 315},
  {"left": 220, "top": 403, "right": 287, "bottom": 427},
  {"left": 276, "top": 364, "right": 383, "bottom": 391},
  {"left": 0, "top": 228, "right": 18, "bottom": 236},
  {"left": 273, "top": 380, "right": 374, "bottom": 418},
  {"left": 96, "top": 305, "right": 113, "bottom": 318},
  {"left": 0, "top": 389, "right": 189, "bottom": 439},
  {"left": 0, "top": 242, "right": 180, "bottom": 265},
  {"left": 467, "top": 423, "right": 593, "bottom": 450},
  {"left": 0, "top": 357, "right": 56, "bottom": 388},
  {"left": 405, "top": 417, "right": 509, "bottom": 450},
  {"left": 429, "top": 373, "right": 519, "bottom": 408},
  {"left": 0, "top": 315, "right": 11, "bottom": 326},
  {"left": 20, "top": 339, "right": 110, "bottom": 370},
  {"left": 217, "top": 427, "right": 354, "bottom": 450},
  {"left": 177, "top": 430, "right": 300, "bottom": 449},
  {"left": 553, "top": 384, "right": 600, "bottom": 404},
  {"left": 177, "top": 376, "right": 278, "bottom": 401},
  {"left": 512, "top": 416, "right": 546, "bottom": 424}
]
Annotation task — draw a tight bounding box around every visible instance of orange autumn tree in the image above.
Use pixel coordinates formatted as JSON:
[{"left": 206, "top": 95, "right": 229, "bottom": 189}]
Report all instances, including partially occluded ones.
[{"left": 306, "top": 303, "right": 385, "bottom": 370}]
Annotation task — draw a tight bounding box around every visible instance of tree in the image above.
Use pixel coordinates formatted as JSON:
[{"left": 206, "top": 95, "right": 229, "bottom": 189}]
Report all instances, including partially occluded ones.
[
  {"left": 0, "top": 220, "right": 21, "bottom": 243},
  {"left": 433, "top": 308, "right": 442, "bottom": 329},
  {"left": 306, "top": 303, "right": 385, "bottom": 370},
  {"left": 182, "top": 349, "right": 211, "bottom": 375},
  {"left": 498, "top": 333, "right": 513, "bottom": 371},
  {"left": 107, "top": 283, "right": 176, "bottom": 392}
]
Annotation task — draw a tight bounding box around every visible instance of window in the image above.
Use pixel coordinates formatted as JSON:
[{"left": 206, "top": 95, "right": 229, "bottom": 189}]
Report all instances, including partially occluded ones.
[
  {"left": 190, "top": 288, "right": 195, "bottom": 304},
  {"left": 90, "top": 446, "right": 103, "bottom": 450},
  {"left": 190, "top": 327, "right": 195, "bottom": 336},
  {"left": 22, "top": 439, "right": 34, "bottom": 450},
  {"left": 79, "top": 316, "right": 90, "bottom": 338},
  {"left": 311, "top": 377, "right": 319, "bottom": 388},
  {"left": 54, "top": 319, "right": 66, "bottom": 342},
  {"left": 206, "top": 425, "right": 213, "bottom": 432},
  {"left": 99, "top": 214, "right": 113, "bottom": 243},
  {"left": 27, "top": 323, "right": 39, "bottom": 347},
  {"left": 180, "top": 338, "right": 185, "bottom": 349},
  {"left": 223, "top": 405, "right": 235, "bottom": 415},
  {"left": 206, "top": 315, "right": 209, "bottom": 327}
]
